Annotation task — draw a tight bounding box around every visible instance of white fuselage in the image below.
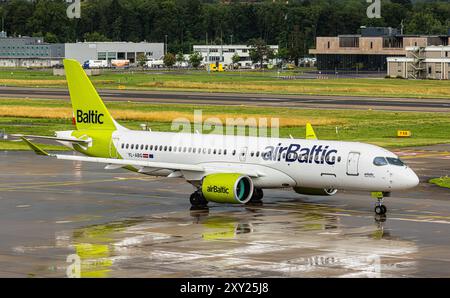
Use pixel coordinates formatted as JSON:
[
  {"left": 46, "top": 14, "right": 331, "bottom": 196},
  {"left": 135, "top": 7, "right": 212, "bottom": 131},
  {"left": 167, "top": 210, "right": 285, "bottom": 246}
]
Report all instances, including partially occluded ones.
[{"left": 95, "top": 130, "right": 420, "bottom": 192}]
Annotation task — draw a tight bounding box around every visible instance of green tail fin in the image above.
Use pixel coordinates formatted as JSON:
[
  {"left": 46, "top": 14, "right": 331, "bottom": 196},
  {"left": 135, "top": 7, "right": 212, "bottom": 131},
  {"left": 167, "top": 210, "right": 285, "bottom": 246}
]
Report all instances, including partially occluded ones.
[{"left": 64, "top": 59, "right": 116, "bottom": 131}]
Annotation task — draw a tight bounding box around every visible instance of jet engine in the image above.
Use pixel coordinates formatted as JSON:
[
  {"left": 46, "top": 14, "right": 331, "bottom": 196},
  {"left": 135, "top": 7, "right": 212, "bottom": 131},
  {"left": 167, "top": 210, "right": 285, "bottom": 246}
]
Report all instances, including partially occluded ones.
[
  {"left": 293, "top": 187, "right": 338, "bottom": 196},
  {"left": 202, "top": 174, "right": 254, "bottom": 204}
]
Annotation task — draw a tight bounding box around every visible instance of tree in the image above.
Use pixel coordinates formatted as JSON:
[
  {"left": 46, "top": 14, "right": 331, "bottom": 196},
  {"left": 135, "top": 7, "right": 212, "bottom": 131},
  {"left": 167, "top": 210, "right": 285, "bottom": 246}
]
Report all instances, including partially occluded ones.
[
  {"left": 276, "top": 48, "right": 289, "bottom": 66},
  {"left": 137, "top": 53, "right": 147, "bottom": 68},
  {"left": 231, "top": 53, "right": 241, "bottom": 68},
  {"left": 44, "top": 32, "right": 58, "bottom": 43},
  {"left": 176, "top": 52, "right": 185, "bottom": 67},
  {"left": 163, "top": 53, "right": 176, "bottom": 68},
  {"left": 189, "top": 52, "right": 203, "bottom": 69},
  {"left": 248, "top": 38, "right": 274, "bottom": 69},
  {"left": 83, "top": 32, "right": 111, "bottom": 42}
]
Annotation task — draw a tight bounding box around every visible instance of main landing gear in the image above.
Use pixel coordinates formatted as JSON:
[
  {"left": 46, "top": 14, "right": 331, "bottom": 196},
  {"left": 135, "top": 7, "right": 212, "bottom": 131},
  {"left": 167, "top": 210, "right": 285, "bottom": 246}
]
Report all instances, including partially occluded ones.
[
  {"left": 190, "top": 190, "right": 208, "bottom": 208},
  {"left": 373, "top": 192, "right": 389, "bottom": 216},
  {"left": 246, "top": 188, "right": 264, "bottom": 205}
]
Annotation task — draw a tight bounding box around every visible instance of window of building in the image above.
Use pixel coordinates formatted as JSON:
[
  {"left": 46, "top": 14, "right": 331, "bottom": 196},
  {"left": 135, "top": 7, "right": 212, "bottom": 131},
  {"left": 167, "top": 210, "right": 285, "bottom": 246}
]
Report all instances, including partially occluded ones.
[
  {"left": 327, "top": 41, "right": 330, "bottom": 49},
  {"left": 370, "top": 42, "right": 373, "bottom": 49}
]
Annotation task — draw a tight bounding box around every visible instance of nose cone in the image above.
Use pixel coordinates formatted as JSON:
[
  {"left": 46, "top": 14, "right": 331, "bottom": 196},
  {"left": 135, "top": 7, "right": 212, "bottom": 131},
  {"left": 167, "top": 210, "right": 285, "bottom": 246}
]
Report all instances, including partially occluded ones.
[{"left": 403, "top": 168, "right": 420, "bottom": 189}]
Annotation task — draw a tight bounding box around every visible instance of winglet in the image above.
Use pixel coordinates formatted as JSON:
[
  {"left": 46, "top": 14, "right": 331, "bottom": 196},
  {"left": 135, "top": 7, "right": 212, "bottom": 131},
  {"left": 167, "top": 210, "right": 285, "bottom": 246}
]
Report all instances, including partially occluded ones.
[
  {"left": 20, "top": 137, "right": 50, "bottom": 156},
  {"left": 306, "top": 123, "right": 318, "bottom": 140}
]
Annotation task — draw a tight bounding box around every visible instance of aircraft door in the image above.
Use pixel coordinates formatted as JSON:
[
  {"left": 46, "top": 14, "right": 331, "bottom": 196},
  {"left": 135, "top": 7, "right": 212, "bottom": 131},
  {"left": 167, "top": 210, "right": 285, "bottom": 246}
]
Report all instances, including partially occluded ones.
[{"left": 347, "top": 152, "right": 360, "bottom": 176}]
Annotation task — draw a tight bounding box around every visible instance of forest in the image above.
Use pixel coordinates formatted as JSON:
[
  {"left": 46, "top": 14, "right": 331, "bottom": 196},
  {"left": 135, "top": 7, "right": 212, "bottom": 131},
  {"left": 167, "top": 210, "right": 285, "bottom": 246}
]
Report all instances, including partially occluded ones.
[{"left": 0, "top": 0, "right": 448, "bottom": 57}]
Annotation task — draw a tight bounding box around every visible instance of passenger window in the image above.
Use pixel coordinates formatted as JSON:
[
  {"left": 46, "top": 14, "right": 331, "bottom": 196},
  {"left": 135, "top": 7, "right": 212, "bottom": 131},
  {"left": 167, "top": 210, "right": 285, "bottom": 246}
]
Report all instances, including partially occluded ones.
[
  {"left": 131, "top": 144, "right": 134, "bottom": 149},
  {"left": 232, "top": 150, "right": 236, "bottom": 156},
  {"left": 218, "top": 149, "right": 222, "bottom": 155},
  {"left": 213, "top": 149, "right": 217, "bottom": 155},
  {"left": 208, "top": 149, "right": 212, "bottom": 154},
  {"left": 145, "top": 145, "right": 149, "bottom": 150},
  {"left": 140, "top": 145, "right": 144, "bottom": 150},
  {"left": 251, "top": 152, "right": 255, "bottom": 157},
  {"left": 126, "top": 144, "right": 129, "bottom": 149},
  {"left": 189, "top": 147, "right": 192, "bottom": 153},
  {"left": 373, "top": 157, "right": 388, "bottom": 166},
  {"left": 224, "top": 150, "right": 227, "bottom": 155},
  {"left": 193, "top": 148, "right": 196, "bottom": 153},
  {"left": 256, "top": 152, "right": 260, "bottom": 157},
  {"left": 159, "top": 146, "right": 163, "bottom": 151},
  {"left": 150, "top": 145, "right": 153, "bottom": 150},
  {"left": 164, "top": 146, "right": 168, "bottom": 151},
  {"left": 169, "top": 146, "right": 172, "bottom": 152}
]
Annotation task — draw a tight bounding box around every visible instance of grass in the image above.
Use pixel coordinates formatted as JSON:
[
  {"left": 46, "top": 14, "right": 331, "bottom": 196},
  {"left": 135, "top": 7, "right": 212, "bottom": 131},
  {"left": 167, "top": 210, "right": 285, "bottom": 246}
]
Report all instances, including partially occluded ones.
[
  {"left": 429, "top": 177, "right": 450, "bottom": 189},
  {"left": 0, "top": 68, "right": 449, "bottom": 99},
  {"left": 1, "top": 98, "right": 450, "bottom": 150}
]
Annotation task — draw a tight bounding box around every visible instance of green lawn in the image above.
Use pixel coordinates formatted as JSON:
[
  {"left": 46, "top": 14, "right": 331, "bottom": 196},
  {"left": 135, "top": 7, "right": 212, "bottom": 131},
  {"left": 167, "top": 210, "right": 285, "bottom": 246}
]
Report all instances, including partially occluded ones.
[
  {"left": 1, "top": 98, "right": 450, "bottom": 151},
  {"left": 0, "top": 68, "right": 449, "bottom": 99},
  {"left": 429, "top": 177, "right": 450, "bottom": 189}
]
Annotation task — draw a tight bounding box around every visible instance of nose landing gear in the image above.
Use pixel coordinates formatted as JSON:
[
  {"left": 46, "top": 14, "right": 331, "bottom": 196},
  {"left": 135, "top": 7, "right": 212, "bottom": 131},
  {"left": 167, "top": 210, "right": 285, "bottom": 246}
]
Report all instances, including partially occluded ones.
[{"left": 372, "top": 192, "right": 389, "bottom": 215}]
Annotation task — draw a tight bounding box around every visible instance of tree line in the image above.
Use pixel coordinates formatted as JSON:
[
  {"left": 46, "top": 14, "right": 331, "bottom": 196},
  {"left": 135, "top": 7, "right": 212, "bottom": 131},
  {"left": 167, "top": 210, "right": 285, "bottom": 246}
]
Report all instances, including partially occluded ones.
[{"left": 1, "top": 0, "right": 448, "bottom": 59}]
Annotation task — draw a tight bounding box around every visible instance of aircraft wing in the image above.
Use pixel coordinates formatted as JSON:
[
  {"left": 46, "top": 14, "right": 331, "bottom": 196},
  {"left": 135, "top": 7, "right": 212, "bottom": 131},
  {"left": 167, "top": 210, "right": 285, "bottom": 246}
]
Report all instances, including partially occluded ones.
[
  {"left": 306, "top": 123, "right": 318, "bottom": 140},
  {"left": 20, "top": 138, "right": 262, "bottom": 177},
  {"left": 13, "top": 134, "right": 90, "bottom": 145}
]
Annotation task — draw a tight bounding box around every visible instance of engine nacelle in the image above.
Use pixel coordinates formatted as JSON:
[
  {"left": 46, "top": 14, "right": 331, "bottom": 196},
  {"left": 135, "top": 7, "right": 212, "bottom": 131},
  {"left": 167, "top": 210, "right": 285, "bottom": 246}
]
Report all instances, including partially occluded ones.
[
  {"left": 294, "top": 187, "right": 338, "bottom": 196},
  {"left": 202, "top": 174, "right": 254, "bottom": 204}
]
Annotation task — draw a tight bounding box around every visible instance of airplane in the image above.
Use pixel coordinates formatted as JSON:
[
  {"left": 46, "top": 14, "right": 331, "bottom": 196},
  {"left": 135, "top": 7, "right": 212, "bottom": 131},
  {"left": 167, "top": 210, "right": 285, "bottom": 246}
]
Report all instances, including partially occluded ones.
[{"left": 17, "top": 59, "right": 420, "bottom": 216}]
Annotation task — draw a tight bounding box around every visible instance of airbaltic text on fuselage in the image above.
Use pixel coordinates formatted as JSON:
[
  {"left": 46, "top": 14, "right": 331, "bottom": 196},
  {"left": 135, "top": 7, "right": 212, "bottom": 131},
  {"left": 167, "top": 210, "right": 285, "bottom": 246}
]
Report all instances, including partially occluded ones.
[
  {"left": 263, "top": 143, "right": 339, "bottom": 165},
  {"left": 76, "top": 110, "right": 104, "bottom": 124}
]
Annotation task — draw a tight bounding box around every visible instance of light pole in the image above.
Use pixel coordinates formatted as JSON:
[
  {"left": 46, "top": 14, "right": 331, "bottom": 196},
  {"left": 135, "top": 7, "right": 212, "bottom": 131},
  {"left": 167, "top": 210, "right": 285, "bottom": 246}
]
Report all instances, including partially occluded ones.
[{"left": 165, "top": 35, "right": 168, "bottom": 56}]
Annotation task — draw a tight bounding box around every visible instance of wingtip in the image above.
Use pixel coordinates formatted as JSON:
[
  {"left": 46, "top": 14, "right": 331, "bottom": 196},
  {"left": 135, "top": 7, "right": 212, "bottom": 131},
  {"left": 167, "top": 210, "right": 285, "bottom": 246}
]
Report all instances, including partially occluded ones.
[{"left": 20, "top": 137, "right": 50, "bottom": 156}]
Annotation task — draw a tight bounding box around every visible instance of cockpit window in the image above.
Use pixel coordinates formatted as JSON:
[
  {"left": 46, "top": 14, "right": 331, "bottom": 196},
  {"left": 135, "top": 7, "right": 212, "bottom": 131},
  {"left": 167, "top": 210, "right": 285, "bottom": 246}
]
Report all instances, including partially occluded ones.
[
  {"left": 387, "top": 157, "right": 405, "bottom": 167},
  {"left": 373, "top": 157, "right": 388, "bottom": 166}
]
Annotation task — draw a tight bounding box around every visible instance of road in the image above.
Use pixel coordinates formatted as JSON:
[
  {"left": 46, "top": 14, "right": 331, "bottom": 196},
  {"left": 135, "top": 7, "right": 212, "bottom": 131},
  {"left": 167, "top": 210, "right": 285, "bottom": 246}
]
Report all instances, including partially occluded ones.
[
  {"left": 0, "top": 145, "right": 450, "bottom": 277},
  {"left": 0, "top": 87, "right": 449, "bottom": 112}
]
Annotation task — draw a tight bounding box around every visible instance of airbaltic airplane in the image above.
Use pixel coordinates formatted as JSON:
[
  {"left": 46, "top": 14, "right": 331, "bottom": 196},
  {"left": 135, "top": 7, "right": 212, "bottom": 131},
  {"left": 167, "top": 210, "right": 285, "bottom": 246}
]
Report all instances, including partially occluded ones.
[{"left": 18, "top": 59, "right": 419, "bottom": 215}]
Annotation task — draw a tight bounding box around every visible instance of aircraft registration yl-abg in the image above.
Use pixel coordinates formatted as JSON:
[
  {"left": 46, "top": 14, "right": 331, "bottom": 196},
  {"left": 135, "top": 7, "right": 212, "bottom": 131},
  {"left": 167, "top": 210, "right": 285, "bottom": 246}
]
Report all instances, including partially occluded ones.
[{"left": 16, "top": 59, "right": 419, "bottom": 216}]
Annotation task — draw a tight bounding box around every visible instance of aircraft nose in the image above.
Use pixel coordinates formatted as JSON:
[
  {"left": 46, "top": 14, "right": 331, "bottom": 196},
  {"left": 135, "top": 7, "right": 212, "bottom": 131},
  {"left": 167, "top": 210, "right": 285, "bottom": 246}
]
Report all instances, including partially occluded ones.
[{"left": 404, "top": 168, "right": 420, "bottom": 189}]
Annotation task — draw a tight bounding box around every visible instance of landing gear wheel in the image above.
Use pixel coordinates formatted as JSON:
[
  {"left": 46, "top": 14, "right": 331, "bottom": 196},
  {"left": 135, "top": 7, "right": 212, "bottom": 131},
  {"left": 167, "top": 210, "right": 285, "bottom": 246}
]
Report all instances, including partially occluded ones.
[
  {"left": 375, "top": 205, "right": 387, "bottom": 215},
  {"left": 189, "top": 190, "right": 208, "bottom": 207},
  {"left": 247, "top": 188, "right": 264, "bottom": 205}
]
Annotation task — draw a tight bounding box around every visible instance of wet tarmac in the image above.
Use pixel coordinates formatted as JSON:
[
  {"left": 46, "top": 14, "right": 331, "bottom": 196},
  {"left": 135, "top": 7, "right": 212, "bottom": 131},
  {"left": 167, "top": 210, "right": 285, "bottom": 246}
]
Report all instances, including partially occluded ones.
[{"left": 0, "top": 146, "right": 449, "bottom": 278}]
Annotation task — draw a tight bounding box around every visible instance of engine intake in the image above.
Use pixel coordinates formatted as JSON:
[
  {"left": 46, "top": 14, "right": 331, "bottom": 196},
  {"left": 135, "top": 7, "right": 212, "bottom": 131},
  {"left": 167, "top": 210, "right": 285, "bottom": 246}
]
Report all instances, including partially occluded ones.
[{"left": 202, "top": 174, "right": 254, "bottom": 204}]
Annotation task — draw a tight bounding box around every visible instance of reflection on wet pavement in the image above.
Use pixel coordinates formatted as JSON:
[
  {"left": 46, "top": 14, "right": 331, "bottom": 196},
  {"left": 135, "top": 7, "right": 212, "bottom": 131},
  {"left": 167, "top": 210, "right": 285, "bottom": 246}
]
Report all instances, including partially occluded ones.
[{"left": 1, "top": 148, "right": 450, "bottom": 278}]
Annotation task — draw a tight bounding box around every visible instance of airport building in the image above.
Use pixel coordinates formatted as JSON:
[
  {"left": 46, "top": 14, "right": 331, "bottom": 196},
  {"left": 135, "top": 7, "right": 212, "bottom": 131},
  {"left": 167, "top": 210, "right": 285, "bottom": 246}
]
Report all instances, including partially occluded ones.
[
  {"left": 387, "top": 46, "right": 450, "bottom": 80},
  {"left": 0, "top": 31, "right": 164, "bottom": 67},
  {"left": 64, "top": 42, "right": 164, "bottom": 64},
  {"left": 0, "top": 31, "right": 64, "bottom": 67},
  {"left": 309, "top": 27, "right": 450, "bottom": 72},
  {"left": 192, "top": 44, "right": 279, "bottom": 68}
]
